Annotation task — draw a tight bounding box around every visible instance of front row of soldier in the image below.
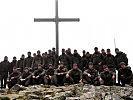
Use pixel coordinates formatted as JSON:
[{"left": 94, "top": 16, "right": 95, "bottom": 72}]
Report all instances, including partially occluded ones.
[{"left": 6, "top": 61, "right": 133, "bottom": 89}]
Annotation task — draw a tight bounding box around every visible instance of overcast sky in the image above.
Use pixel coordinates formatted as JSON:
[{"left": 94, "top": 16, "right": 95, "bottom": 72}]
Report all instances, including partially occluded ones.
[{"left": 0, "top": 0, "right": 133, "bottom": 70}]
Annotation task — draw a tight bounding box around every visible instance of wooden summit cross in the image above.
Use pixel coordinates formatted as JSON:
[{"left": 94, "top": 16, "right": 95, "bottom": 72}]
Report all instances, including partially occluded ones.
[{"left": 34, "top": 0, "right": 80, "bottom": 56}]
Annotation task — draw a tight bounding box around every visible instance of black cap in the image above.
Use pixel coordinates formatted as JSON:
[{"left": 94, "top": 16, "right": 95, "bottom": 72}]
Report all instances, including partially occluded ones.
[
  {"left": 103, "top": 65, "right": 108, "bottom": 69},
  {"left": 120, "top": 62, "right": 125, "bottom": 65},
  {"left": 107, "top": 49, "right": 110, "bottom": 52},
  {"left": 94, "top": 47, "right": 98, "bottom": 50},
  {"left": 89, "top": 62, "right": 93, "bottom": 65}
]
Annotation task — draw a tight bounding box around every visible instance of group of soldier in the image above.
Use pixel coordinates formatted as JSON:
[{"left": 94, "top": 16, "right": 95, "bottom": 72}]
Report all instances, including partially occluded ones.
[{"left": 0, "top": 47, "right": 133, "bottom": 89}]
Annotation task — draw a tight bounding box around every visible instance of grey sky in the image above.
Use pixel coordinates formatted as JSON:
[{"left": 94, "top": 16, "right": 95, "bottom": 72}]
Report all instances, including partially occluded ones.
[{"left": 0, "top": 0, "right": 133, "bottom": 70}]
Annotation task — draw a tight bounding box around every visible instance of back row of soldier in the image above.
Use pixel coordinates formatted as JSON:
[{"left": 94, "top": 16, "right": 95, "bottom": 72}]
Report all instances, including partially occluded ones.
[{"left": 0, "top": 47, "right": 133, "bottom": 89}]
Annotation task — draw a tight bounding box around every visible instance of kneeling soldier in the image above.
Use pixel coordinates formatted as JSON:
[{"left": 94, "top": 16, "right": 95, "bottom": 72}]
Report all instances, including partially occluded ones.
[
  {"left": 32, "top": 64, "right": 45, "bottom": 85},
  {"left": 83, "top": 62, "right": 99, "bottom": 85},
  {"left": 44, "top": 64, "right": 55, "bottom": 85},
  {"left": 65, "top": 63, "right": 82, "bottom": 84},
  {"left": 18, "top": 67, "right": 32, "bottom": 86},
  {"left": 53, "top": 62, "right": 68, "bottom": 86},
  {"left": 7, "top": 67, "right": 21, "bottom": 89},
  {"left": 99, "top": 65, "right": 115, "bottom": 86}
]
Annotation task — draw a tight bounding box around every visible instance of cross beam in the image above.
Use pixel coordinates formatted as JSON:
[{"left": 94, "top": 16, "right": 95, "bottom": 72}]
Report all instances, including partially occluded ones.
[{"left": 34, "top": 0, "right": 80, "bottom": 56}]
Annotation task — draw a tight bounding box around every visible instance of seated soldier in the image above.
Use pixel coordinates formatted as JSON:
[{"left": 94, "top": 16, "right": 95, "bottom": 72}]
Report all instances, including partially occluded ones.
[
  {"left": 53, "top": 62, "right": 68, "bottom": 86},
  {"left": 18, "top": 67, "right": 32, "bottom": 87},
  {"left": 7, "top": 67, "right": 21, "bottom": 89},
  {"left": 118, "top": 62, "right": 133, "bottom": 87},
  {"left": 83, "top": 62, "right": 99, "bottom": 85},
  {"left": 65, "top": 63, "right": 82, "bottom": 84},
  {"left": 32, "top": 64, "right": 45, "bottom": 85},
  {"left": 44, "top": 64, "right": 55, "bottom": 85},
  {"left": 99, "top": 65, "right": 115, "bottom": 86}
]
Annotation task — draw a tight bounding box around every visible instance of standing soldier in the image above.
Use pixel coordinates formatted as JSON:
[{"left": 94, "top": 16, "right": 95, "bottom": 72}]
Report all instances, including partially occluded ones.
[
  {"left": 57, "top": 49, "right": 69, "bottom": 70},
  {"left": 32, "top": 50, "right": 43, "bottom": 70},
  {"left": 66, "top": 48, "right": 73, "bottom": 70},
  {"left": 103, "top": 49, "right": 115, "bottom": 72},
  {"left": 65, "top": 63, "right": 82, "bottom": 84},
  {"left": 53, "top": 62, "right": 68, "bottom": 86},
  {"left": 46, "top": 50, "right": 55, "bottom": 69},
  {"left": 18, "top": 67, "right": 32, "bottom": 87},
  {"left": 44, "top": 64, "right": 55, "bottom": 85},
  {"left": 82, "top": 50, "right": 87, "bottom": 71},
  {"left": 83, "top": 62, "right": 99, "bottom": 85},
  {"left": 72, "top": 49, "right": 82, "bottom": 71},
  {"left": 99, "top": 65, "right": 115, "bottom": 86},
  {"left": 118, "top": 62, "right": 132, "bottom": 86},
  {"left": 24, "top": 52, "right": 33, "bottom": 69},
  {"left": 115, "top": 48, "right": 128, "bottom": 70},
  {"left": 42, "top": 52, "right": 48, "bottom": 69},
  {"left": 17, "top": 54, "right": 25, "bottom": 72},
  {"left": 0, "top": 56, "right": 10, "bottom": 88},
  {"left": 91, "top": 47, "right": 103, "bottom": 73},
  {"left": 31, "top": 64, "right": 45, "bottom": 85},
  {"left": 7, "top": 67, "right": 21, "bottom": 89},
  {"left": 10, "top": 56, "right": 18, "bottom": 74}
]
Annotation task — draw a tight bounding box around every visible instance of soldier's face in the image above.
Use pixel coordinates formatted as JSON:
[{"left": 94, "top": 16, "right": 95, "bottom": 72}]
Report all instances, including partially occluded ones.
[
  {"left": 73, "top": 65, "right": 78, "bottom": 70},
  {"left": 121, "top": 64, "right": 126, "bottom": 69},
  {"left": 89, "top": 65, "right": 93, "bottom": 69},
  {"left": 13, "top": 68, "right": 17, "bottom": 72},
  {"left": 104, "top": 67, "right": 109, "bottom": 72},
  {"left": 24, "top": 69, "right": 29, "bottom": 73},
  {"left": 60, "top": 64, "right": 64, "bottom": 67}
]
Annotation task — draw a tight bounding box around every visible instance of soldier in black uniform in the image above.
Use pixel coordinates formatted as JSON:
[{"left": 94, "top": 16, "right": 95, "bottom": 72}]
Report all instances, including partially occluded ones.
[
  {"left": 18, "top": 67, "right": 32, "bottom": 86},
  {"left": 0, "top": 56, "right": 10, "bottom": 88},
  {"left": 115, "top": 48, "right": 128, "bottom": 70},
  {"left": 53, "top": 62, "right": 68, "bottom": 86},
  {"left": 24, "top": 52, "right": 33, "bottom": 69},
  {"left": 32, "top": 50, "right": 43, "bottom": 70},
  {"left": 10, "top": 56, "right": 18, "bottom": 74},
  {"left": 32, "top": 64, "right": 45, "bottom": 85},
  {"left": 91, "top": 47, "right": 103, "bottom": 73},
  {"left": 118, "top": 62, "right": 133, "bottom": 86},
  {"left": 44, "top": 64, "right": 55, "bottom": 85},
  {"left": 7, "top": 67, "right": 21, "bottom": 89},
  {"left": 17, "top": 54, "right": 25, "bottom": 72},
  {"left": 65, "top": 63, "right": 82, "bottom": 84},
  {"left": 83, "top": 62, "right": 99, "bottom": 85},
  {"left": 99, "top": 65, "right": 115, "bottom": 86}
]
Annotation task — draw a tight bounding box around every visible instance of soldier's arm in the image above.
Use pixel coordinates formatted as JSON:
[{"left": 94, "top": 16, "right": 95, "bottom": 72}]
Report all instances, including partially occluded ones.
[
  {"left": 25, "top": 73, "right": 32, "bottom": 80},
  {"left": 83, "top": 70, "right": 89, "bottom": 75},
  {"left": 14, "top": 72, "right": 21, "bottom": 79},
  {"left": 39, "top": 70, "right": 45, "bottom": 77}
]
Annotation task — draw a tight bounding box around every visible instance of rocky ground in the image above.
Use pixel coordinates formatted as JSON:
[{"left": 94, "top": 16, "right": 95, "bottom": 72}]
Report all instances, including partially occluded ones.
[{"left": 0, "top": 84, "right": 133, "bottom": 100}]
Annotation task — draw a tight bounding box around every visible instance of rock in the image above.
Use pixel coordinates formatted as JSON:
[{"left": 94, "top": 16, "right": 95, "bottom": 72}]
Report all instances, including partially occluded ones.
[
  {"left": 66, "top": 97, "right": 80, "bottom": 100},
  {"left": 43, "top": 95, "right": 52, "bottom": 100},
  {"left": 27, "top": 94, "right": 40, "bottom": 99},
  {"left": 10, "top": 84, "right": 26, "bottom": 92}
]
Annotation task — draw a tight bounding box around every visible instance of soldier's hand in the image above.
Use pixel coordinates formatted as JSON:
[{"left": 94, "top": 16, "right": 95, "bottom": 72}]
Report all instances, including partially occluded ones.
[
  {"left": 11, "top": 77, "right": 14, "bottom": 80},
  {"left": 88, "top": 74, "right": 91, "bottom": 77},
  {"left": 79, "top": 79, "right": 82, "bottom": 83},
  {"left": 36, "top": 76, "right": 39, "bottom": 78},
  {"left": 32, "top": 76, "right": 36, "bottom": 78},
  {"left": 57, "top": 73, "right": 61, "bottom": 75},
  {"left": 7, "top": 79, "right": 10, "bottom": 82},
  {"left": 49, "top": 75, "right": 52, "bottom": 79},
  {"left": 112, "top": 75, "right": 115, "bottom": 80},
  {"left": 66, "top": 74, "right": 70, "bottom": 78},
  {"left": 60, "top": 73, "right": 64, "bottom": 75},
  {"left": 20, "top": 79, "right": 25, "bottom": 81}
]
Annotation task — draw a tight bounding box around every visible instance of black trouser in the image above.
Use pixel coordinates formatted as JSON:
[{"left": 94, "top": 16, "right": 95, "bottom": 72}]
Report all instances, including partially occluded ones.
[
  {"left": 18, "top": 79, "right": 31, "bottom": 87},
  {"left": 44, "top": 76, "right": 54, "bottom": 85},
  {"left": 53, "top": 75, "right": 65, "bottom": 86},
  {"left": 32, "top": 76, "right": 44, "bottom": 85},
  {"left": 7, "top": 79, "right": 18, "bottom": 89},
  {"left": 0, "top": 73, "right": 8, "bottom": 88},
  {"left": 83, "top": 75, "right": 92, "bottom": 84}
]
